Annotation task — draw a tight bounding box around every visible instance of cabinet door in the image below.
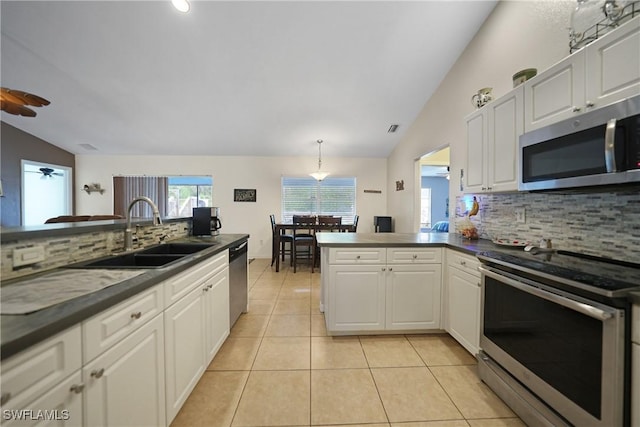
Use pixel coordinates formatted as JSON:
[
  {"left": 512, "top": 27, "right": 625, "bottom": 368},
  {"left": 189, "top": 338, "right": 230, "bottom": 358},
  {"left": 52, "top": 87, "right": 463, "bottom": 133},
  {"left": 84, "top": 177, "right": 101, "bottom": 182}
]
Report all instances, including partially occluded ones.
[
  {"left": 83, "top": 314, "right": 165, "bottom": 427},
  {"left": 1, "top": 371, "right": 83, "bottom": 427},
  {"left": 487, "top": 85, "right": 523, "bottom": 192},
  {"left": 586, "top": 16, "right": 640, "bottom": 110},
  {"left": 386, "top": 264, "right": 441, "bottom": 330},
  {"left": 633, "top": 342, "right": 640, "bottom": 427},
  {"left": 204, "top": 267, "right": 230, "bottom": 364},
  {"left": 524, "top": 50, "right": 586, "bottom": 132},
  {"left": 465, "top": 109, "right": 487, "bottom": 193},
  {"left": 327, "top": 265, "right": 385, "bottom": 332},
  {"left": 447, "top": 266, "right": 481, "bottom": 356},
  {"left": 164, "top": 286, "right": 206, "bottom": 424}
]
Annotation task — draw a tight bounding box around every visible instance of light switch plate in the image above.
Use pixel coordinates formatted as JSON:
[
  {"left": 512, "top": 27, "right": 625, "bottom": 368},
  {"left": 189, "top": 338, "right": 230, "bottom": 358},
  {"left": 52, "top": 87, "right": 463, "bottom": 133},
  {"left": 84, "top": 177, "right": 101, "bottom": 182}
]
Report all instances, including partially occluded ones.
[
  {"left": 515, "top": 208, "right": 526, "bottom": 223},
  {"left": 13, "top": 246, "right": 45, "bottom": 267}
]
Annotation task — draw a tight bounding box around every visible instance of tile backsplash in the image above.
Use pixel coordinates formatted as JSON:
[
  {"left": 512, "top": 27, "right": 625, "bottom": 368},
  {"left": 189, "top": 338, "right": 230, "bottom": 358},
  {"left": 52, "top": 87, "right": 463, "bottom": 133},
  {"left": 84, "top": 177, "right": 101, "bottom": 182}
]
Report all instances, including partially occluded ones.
[
  {"left": 1, "top": 221, "right": 190, "bottom": 281},
  {"left": 455, "top": 185, "right": 640, "bottom": 263}
]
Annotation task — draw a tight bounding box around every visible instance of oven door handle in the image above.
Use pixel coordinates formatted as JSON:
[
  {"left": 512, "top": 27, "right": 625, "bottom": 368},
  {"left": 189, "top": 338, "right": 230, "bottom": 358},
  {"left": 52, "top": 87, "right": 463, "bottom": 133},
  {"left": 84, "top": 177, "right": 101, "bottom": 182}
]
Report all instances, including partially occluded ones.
[{"left": 479, "top": 266, "right": 614, "bottom": 321}]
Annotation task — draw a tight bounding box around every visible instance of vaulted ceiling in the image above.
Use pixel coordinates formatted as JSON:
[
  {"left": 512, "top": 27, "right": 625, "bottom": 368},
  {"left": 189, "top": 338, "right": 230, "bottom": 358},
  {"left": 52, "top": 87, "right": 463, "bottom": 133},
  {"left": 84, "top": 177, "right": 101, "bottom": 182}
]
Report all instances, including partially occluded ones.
[{"left": 1, "top": 1, "right": 496, "bottom": 158}]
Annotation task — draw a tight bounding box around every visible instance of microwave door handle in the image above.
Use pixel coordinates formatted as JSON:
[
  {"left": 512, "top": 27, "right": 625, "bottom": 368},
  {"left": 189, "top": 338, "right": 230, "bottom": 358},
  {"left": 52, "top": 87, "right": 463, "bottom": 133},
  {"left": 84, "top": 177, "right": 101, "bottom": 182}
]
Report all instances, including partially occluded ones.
[{"left": 604, "top": 118, "right": 617, "bottom": 173}]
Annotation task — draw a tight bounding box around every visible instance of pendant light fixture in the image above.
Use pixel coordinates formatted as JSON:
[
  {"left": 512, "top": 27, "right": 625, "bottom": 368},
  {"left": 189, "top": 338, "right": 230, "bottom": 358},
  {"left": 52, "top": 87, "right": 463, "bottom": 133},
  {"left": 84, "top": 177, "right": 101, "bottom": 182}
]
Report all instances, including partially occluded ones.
[{"left": 309, "top": 139, "right": 329, "bottom": 181}]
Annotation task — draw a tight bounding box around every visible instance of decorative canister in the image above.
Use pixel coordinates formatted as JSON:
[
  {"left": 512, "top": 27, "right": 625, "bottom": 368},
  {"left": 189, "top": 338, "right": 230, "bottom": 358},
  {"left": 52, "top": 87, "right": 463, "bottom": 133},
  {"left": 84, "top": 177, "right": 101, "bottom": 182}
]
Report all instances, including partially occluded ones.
[
  {"left": 471, "top": 88, "right": 493, "bottom": 109},
  {"left": 512, "top": 68, "right": 537, "bottom": 87}
]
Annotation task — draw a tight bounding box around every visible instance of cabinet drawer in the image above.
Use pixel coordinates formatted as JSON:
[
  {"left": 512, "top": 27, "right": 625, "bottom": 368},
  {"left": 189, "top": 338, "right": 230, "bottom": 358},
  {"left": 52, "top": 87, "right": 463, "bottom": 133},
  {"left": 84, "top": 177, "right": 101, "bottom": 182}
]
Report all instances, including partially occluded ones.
[
  {"left": 164, "top": 250, "right": 228, "bottom": 307},
  {"left": 387, "top": 247, "right": 442, "bottom": 264},
  {"left": 0, "top": 326, "right": 81, "bottom": 412},
  {"left": 446, "top": 250, "right": 481, "bottom": 277},
  {"left": 329, "top": 248, "right": 386, "bottom": 264},
  {"left": 83, "top": 284, "right": 164, "bottom": 362}
]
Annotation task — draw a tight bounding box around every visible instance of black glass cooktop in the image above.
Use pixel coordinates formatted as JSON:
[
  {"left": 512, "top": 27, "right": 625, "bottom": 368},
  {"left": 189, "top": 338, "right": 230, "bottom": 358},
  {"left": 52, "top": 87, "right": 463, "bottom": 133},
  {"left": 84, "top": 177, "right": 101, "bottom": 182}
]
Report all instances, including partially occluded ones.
[{"left": 477, "top": 249, "right": 640, "bottom": 297}]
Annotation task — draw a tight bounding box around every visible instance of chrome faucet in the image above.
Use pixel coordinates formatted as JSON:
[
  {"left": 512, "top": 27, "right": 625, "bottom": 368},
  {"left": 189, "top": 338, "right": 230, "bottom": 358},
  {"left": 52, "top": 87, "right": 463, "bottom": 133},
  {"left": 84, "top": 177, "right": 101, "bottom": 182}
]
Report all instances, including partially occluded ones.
[{"left": 124, "top": 196, "right": 163, "bottom": 251}]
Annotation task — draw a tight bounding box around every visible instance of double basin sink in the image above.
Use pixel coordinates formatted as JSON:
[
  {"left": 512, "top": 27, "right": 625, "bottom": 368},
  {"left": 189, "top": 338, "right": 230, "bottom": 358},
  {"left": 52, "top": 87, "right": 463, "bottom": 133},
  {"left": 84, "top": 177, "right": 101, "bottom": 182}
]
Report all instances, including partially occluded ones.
[{"left": 68, "top": 242, "right": 216, "bottom": 269}]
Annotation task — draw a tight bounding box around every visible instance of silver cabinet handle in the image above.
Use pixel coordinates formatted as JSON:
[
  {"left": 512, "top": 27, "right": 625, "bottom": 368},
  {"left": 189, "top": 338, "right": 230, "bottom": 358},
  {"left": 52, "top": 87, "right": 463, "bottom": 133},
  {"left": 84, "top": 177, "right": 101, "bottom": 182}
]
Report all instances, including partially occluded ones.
[
  {"left": 203, "top": 287, "right": 209, "bottom": 292},
  {"left": 389, "top": 267, "right": 393, "bottom": 271},
  {"left": 207, "top": 283, "right": 213, "bottom": 289},
  {"left": 572, "top": 106, "right": 581, "bottom": 112},
  {"left": 412, "top": 254, "right": 418, "bottom": 259},
  {"left": 460, "top": 260, "right": 466, "bottom": 266},
  {"left": 1, "top": 392, "right": 11, "bottom": 405},
  {"left": 70, "top": 384, "right": 85, "bottom": 394},
  {"left": 91, "top": 368, "right": 105, "bottom": 379},
  {"left": 586, "top": 101, "right": 595, "bottom": 108},
  {"left": 356, "top": 255, "right": 361, "bottom": 259},
  {"left": 130, "top": 312, "right": 142, "bottom": 319},
  {"left": 381, "top": 267, "right": 386, "bottom": 271}
]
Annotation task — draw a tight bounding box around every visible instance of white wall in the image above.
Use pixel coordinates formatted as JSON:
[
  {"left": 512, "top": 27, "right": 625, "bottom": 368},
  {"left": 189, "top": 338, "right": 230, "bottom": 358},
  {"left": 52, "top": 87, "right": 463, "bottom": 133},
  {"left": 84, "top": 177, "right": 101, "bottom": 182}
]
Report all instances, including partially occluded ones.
[
  {"left": 75, "top": 154, "right": 387, "bottom": 259},
  {"left": 387, "top": 0, "right": 575, "bottom": 232}
]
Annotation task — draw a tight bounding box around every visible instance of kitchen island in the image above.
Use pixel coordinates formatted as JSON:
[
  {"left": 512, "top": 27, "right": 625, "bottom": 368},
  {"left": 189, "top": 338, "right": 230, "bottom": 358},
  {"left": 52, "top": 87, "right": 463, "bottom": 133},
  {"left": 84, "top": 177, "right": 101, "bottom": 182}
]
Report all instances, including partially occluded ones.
[{"left": 315, "top": 232, "right": 495, "bottom": 337}]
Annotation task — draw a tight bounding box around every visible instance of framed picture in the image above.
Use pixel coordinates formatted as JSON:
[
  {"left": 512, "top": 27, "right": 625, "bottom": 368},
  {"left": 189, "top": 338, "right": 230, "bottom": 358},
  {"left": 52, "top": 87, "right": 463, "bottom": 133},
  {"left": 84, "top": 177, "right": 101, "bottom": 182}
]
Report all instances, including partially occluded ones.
[{"left": 234, "top": 188, "right": 256, "bottom": 202}]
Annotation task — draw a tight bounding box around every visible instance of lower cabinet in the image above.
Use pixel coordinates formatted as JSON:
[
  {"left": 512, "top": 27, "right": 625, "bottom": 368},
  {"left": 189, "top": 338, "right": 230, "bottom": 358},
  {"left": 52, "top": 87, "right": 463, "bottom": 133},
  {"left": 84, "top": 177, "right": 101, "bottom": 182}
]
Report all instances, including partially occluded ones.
[
  {"left": 632, "top": 305, "right": 639, "bottom": 427},
  {"left": 445, "top": 250, "right": 481, "bottom": 356},
  {"left": 326, "top": 247, "right": 442, "bottom": 334},
  {"left": 83, "top": 315, "right": 165, "bottom": 427},
  {"left": 204, "top": 267, "right": 230, "bottom": 364},
  {"left": 164, "top": 285, "right": 206, "bottom": 424},
  {"left": 386, "top": 264, "right": 441, "bottom": 330}
]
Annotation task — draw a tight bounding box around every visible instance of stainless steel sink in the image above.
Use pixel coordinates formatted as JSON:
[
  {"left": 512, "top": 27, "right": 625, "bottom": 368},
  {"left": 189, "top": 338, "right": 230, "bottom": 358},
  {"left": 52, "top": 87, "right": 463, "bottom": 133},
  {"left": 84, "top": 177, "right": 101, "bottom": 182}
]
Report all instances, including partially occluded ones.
[
  {"left": 139, "top": 242, "right": 216, "bottom": 255},
  {"left": 67, "top": 253, "right": 185, "bottom": 269}
]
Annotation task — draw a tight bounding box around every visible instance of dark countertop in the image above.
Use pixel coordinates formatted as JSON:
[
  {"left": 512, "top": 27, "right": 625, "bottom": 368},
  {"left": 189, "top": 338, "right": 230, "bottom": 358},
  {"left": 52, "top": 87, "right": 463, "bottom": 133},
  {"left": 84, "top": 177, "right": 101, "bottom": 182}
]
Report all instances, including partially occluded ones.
[
  {"left": 0, "top": 233, "right": 249, "bottom": 361},
  {"left": 315, "top": 232, "right": 496, "bottom": 256}
]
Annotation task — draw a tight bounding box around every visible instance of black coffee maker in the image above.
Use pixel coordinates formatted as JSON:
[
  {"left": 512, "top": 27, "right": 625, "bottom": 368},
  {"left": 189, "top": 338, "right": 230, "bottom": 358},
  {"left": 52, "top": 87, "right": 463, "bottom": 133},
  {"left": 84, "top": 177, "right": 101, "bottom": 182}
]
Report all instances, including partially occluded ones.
[{"left": 192, "top": 207, "right": 222, "bottom": 236}]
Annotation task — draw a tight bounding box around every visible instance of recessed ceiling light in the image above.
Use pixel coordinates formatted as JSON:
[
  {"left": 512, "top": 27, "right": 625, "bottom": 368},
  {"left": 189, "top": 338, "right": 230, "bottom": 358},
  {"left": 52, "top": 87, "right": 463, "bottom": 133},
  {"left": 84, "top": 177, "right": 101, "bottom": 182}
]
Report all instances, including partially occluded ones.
[
  {"left": 388, "top": 124, "right": 399, "bottom": 133},
  {"left": 171, "top": 0, "right": 190, "bottom": 13}
]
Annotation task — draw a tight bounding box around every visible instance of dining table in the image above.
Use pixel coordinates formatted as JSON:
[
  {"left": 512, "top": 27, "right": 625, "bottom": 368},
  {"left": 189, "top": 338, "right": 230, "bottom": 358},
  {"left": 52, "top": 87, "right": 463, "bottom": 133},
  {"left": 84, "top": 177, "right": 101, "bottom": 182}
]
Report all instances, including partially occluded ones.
[{"left": 273, "top": 222, "right": 355, "bottom": 272}]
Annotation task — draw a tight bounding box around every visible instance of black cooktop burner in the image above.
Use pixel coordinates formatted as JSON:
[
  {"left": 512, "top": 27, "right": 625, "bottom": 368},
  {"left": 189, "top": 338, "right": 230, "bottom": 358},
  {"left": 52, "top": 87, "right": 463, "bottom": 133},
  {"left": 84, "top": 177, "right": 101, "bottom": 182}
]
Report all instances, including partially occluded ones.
[{"left": 477, "top": 249, "right": 640, "bottom": 297}]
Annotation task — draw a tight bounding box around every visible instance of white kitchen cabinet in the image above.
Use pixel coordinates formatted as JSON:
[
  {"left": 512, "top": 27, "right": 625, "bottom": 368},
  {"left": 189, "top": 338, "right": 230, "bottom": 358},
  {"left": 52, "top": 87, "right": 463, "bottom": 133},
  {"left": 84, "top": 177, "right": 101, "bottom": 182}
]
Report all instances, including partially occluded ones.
[
  {"left": 0, "top": 326, "right": 82, "bottom": 423},
  {"left": 83, "top": 284, "right": 164, "bottom": 363},
  {"left": 203, "top": 266, "right": 230, "bottom": 364},
  {"left": 445, "top": 250, "right": 481, "bottom": 356},
  {"left": 386, "top": 264, "right": 441, "bottom": 330},
  {"left": 83, "top": 314, "right": 165, "bottom": 427},
  {"left": 2, "top": 371, "right": 84, "bottom": 427},
  {"left": 326, "top": 247, "right": 442, "bottom": 334},
  {"left": 465, "top": 85, "right": 523, "bottom": 193},
  {"left": 328, "top": 264, "right": 386, "bottom": 332},
  {"left": 164, "top": 285, "right": 206, "bottom": 424},
  {"left": 525, "top": 15, "right": 640, "bottom": 132}
]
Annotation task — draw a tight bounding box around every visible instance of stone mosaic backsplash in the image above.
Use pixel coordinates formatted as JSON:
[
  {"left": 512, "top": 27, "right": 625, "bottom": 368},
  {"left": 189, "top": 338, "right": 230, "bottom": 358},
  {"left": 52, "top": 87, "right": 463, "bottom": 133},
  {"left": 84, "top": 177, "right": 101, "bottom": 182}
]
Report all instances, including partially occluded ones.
[
  {"left": 1, "top": 221, "right": 191, "bottom": 281},
  {"left": 454, "top": 185, "right": 640, "bottom": 264}
]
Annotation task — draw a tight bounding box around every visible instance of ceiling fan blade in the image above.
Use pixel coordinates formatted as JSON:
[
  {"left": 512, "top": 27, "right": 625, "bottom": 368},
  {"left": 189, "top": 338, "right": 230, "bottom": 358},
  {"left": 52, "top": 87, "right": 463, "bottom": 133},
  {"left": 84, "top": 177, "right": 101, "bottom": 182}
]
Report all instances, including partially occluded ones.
[
  {"left": 3, "top": 88, "right": 50, "bottom": 107},
  {"left": 0, "top": 100, "right": 37, "bottom": 117}
]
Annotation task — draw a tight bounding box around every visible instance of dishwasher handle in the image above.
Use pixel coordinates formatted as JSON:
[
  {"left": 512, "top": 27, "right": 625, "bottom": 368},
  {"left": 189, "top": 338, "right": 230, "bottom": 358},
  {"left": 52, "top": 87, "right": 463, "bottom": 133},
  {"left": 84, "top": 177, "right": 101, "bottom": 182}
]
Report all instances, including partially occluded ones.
[{"left": 229, "top": 241, "right": 248, "bottom": 260}]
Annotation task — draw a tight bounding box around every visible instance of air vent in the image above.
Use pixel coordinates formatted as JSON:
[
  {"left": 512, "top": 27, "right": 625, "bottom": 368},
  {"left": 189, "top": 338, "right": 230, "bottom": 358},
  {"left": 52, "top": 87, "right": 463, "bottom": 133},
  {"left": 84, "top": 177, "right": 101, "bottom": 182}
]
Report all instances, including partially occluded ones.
[
  {"left": 388, "top": 124, "right": 399, "bottom": 133},
  {"left": 79, "top": 143, "right": 98, "bottom": 151}
]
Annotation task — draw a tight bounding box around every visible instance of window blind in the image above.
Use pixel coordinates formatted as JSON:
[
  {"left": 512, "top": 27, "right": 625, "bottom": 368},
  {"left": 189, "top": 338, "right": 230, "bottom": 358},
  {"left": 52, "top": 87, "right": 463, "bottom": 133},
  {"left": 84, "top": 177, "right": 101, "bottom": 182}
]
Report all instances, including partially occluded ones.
[{"left": 281, "top": 176, "right": 356, "bottom": 223}]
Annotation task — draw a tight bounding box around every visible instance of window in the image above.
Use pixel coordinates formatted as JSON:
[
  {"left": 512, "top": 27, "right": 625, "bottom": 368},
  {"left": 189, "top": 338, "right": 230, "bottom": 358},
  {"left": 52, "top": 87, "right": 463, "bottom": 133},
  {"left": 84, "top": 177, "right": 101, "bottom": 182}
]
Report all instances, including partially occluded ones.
[
  {"left": 281, "top": 176, "right": 356, "bottom": 223},
  {"left": 420, "top": 187, "right": 432, "bottom": 229},
  {"left": 113, "top": 175, "right": 212, "bottom": 218}
]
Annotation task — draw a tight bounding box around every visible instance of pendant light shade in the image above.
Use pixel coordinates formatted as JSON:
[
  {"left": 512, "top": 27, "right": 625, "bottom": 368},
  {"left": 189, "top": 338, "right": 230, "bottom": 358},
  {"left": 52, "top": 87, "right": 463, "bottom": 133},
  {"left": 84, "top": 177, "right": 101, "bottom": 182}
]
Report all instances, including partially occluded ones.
[
  {"left": 171, "top": 0, "right": 190, "bottom": 13},
  {"left": 310, "top": 140, "right": 329, "bottom": 181}
]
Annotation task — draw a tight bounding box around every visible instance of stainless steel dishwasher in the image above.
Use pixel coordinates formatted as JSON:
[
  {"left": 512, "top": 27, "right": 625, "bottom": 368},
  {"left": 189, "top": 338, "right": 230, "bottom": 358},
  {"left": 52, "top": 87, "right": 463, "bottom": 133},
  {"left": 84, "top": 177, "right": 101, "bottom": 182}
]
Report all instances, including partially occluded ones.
[{"left": 228, "top": 240, "right": 248, "bottom": 327}]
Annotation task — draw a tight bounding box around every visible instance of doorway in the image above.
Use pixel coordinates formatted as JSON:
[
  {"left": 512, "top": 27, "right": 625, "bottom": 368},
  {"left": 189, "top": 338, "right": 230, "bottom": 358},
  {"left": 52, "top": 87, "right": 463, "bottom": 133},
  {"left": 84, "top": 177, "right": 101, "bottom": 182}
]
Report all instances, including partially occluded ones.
[
  {"left": 21, "top": 160, "right": 72, "bottom": 225},
  {"left": 416, "top": 147, "right": 450, "bottom": 232}
]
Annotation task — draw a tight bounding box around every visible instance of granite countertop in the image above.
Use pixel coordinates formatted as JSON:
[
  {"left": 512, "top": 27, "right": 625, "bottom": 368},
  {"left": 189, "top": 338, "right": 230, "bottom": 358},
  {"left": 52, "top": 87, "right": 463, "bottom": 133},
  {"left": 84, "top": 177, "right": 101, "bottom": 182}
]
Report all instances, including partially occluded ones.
[
  {"left": 0, "top": 233, "right": 249, "bottom": 361},
  {"left": 315, "top": 232, "right": 497, "bottom": 255}
]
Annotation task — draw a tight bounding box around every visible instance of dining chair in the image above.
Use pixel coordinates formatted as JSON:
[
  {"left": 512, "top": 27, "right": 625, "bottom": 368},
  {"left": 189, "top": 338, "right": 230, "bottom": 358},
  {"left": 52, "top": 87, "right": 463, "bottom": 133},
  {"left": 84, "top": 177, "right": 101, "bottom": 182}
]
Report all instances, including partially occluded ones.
[
  {"left": 270, "top": 214, "right": 293, "bottom": 267},
  {"left": 292, "top": 215, "right": 317, "bottom": 273},
  {"left": 317, "top": 215, "right": 342, "bottom": 231},
  {"left": 351, "top": 215, "right": 359, "bottom": 232}
]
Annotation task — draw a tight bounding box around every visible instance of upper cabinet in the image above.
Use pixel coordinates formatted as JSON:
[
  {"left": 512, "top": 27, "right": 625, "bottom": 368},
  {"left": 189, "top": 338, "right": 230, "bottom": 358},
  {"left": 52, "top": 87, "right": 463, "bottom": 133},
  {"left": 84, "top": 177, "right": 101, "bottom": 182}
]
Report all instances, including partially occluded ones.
[
  {"left": 525, "top": 15, "right": 640, "bottom": 132},
  {"left": 465, "top": 85, "right": 523, "bottom": 193}
]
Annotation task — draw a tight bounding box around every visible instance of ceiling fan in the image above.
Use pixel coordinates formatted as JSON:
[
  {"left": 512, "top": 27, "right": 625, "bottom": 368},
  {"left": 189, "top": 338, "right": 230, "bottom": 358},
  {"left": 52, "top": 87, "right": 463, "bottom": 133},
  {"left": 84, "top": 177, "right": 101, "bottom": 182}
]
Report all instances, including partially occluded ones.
[
  {"left": 25, "top": 167, "right": 64, "bottom": 179},
  {"left": 0, "top": 87, "right": 50, "bottom": 117}
]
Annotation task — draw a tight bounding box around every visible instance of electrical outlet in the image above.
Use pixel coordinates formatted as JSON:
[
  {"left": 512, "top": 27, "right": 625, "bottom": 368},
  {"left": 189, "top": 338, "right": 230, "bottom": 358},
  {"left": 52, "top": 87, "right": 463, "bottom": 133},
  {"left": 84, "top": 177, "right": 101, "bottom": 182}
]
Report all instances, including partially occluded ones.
[
  {"left": 13, "top": 246, "right": 45, "bottom": 267},
  {"left": 515, "top": 208, "right": 526, "bottom": 223}
]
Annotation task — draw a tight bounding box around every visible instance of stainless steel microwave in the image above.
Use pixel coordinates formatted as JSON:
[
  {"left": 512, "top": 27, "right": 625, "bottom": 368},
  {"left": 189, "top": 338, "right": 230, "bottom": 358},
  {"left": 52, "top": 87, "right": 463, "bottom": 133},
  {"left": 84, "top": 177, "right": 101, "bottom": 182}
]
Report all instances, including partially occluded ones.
[{"left": 519, "top": 95, "right": 640, "bottom": 191}]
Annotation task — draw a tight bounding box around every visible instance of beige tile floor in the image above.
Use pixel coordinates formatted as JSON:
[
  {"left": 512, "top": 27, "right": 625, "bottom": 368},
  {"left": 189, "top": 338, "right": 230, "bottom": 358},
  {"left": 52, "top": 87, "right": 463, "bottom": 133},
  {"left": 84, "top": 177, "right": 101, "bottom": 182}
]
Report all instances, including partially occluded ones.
[{"left": 170, "top": 258, "right": 527, "bottom": 427}]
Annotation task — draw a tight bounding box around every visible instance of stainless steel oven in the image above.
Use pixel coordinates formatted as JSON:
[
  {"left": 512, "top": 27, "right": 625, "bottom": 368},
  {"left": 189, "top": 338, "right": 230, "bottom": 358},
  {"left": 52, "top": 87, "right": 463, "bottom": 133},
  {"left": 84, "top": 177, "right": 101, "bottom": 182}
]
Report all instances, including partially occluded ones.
[{"left": 476, "top": 250, "right": 639, "bottom": 427}]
